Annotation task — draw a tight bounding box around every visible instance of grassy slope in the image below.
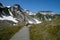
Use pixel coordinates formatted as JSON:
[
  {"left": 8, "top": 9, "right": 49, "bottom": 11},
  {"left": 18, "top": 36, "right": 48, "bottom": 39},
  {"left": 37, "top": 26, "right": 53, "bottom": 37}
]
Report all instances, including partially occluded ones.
[
  {"left": 0, "top": 21, "right": 26, "bottom": 40},
  {"left": 0, "top": 25, "right": 23, "bottom": 40},
  {"left": 30, "top": 17, "right": 60, "bottom": 40}
]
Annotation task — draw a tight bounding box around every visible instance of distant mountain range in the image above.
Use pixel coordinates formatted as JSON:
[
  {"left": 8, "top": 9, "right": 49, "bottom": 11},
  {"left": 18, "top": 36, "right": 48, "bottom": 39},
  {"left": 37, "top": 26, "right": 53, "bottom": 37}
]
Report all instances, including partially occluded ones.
[{"left": 0, "top": 3, "right": 60, "bottom": 27}]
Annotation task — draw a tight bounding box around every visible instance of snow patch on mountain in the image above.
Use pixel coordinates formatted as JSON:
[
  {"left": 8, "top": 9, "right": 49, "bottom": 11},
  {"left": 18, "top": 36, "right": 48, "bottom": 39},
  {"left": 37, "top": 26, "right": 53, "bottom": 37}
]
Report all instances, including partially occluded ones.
[
  {"left": 0, "top": 16, "right": 18, "bottom": 23},
  {"left": 28, "top": 21, "right": 34, "bottom": 24},
  {"left": 49, "top": 18, "right": 52, "bottom": 21},
  {"left": 6, "top": 6, "right": 11, "bottom": 8},
  {"left": 33, "top": 18, "right": 42, "bottom": 24},
  {"left": 27, "top": 18, "right": 42, "bottom": 24}
]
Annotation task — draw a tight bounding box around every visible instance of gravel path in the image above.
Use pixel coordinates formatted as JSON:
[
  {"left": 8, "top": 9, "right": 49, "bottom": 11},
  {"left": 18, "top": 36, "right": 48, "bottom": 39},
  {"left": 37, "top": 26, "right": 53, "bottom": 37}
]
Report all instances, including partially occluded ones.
[{"left": 10, "top": 26, "right": 30, "bottom": 40}]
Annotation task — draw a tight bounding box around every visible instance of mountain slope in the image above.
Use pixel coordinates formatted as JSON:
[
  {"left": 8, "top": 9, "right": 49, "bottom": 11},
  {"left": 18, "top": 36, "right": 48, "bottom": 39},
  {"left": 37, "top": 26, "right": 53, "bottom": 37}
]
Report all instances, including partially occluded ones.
[
  {"left": 0, "top": 3, "right": 26, "bottom": 27},
  {"left": 30, "top": 17, "right": 60, "bottom": 40},
  {"left": 0, "top": 3, "right": 59, "bottom": 27}
]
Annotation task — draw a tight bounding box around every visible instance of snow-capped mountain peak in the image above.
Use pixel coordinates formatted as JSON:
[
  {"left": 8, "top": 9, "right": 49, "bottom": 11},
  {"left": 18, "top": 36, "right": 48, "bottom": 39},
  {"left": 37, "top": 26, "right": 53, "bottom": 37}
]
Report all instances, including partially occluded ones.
[{"left": 0, "top": 3, "right": 56, "bottom": 27}]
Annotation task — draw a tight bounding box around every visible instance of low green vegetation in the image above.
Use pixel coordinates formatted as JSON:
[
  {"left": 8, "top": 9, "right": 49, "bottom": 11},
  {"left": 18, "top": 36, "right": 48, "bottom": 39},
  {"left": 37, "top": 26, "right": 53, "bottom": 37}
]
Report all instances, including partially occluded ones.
[
  {"left": 30, "top": 17, "right": 60, "bottom": 40},
  {"left": 0, "top": 25, "right": 23, "bottom": 40}
]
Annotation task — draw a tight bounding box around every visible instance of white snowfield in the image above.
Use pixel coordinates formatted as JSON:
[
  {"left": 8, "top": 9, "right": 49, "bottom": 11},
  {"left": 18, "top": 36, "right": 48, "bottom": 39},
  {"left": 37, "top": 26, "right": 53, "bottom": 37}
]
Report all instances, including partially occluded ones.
[
  {"left": 28, "top": 18, "right": 42, "bottom": 24},
  {"left": 0, "top": 9, "right": 42, "bottom": 24},
  {"left": 0, "top": 9, "right": 18, "bottom": 23},
  {"left": 6, "top": 6, "right": 11, "bottom": 8},
  {"left": 28, "top": 21, "right": 34, "bottom": 24},
  {"left": 33, "top": 18, "right": 42, "bottom": 24},
  {"left": 0, "top": 16, "right": 18, "bottom": 23}
]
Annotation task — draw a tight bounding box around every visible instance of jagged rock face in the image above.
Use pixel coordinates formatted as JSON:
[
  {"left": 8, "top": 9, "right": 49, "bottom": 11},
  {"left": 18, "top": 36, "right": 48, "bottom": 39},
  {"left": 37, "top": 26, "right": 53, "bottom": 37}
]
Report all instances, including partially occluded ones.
[
  {"left": 0, "top": 3, "right": 26, "bottom": 27},
  {"left": 0, "top": 3, "right": 58, "bottom": 27},
  {"left": 0, "top": 3, "right": 11, "bottom": 17},
  {"left": 31, "top": 12, "right": 55, "bottom": 21},
  {"left": 10, "top": 4, "right": 25, "bottom": 22}
]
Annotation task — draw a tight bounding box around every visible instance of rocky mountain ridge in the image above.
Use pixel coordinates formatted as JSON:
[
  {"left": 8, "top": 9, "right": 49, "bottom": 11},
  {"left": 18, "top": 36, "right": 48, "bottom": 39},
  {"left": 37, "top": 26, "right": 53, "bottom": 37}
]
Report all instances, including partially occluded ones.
[{"left": 0, "top": 3, "right": 59, "bottom": 27}]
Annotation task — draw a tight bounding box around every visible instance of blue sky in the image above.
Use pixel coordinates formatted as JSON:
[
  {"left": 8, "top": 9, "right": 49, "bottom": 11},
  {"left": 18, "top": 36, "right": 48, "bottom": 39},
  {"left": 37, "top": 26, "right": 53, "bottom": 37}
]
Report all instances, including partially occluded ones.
[{"left": 0, "top": 0, "right": 60, "bottom": 12}]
